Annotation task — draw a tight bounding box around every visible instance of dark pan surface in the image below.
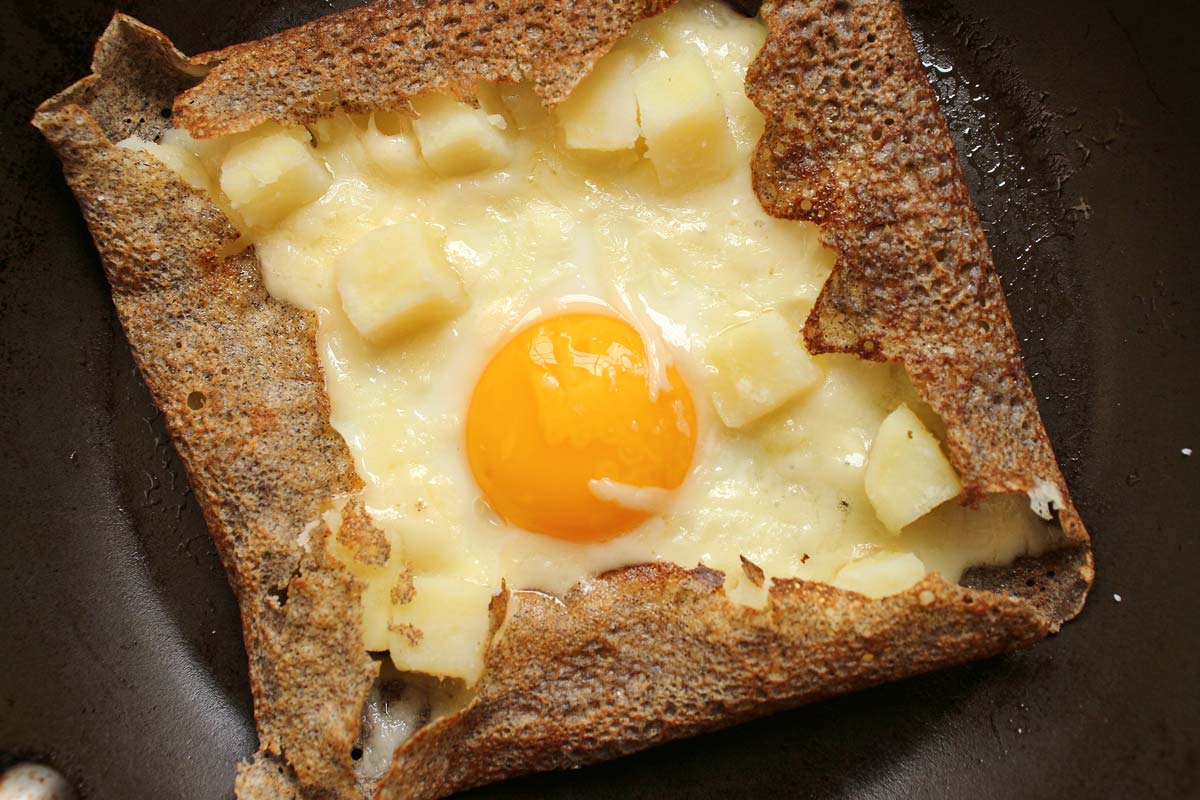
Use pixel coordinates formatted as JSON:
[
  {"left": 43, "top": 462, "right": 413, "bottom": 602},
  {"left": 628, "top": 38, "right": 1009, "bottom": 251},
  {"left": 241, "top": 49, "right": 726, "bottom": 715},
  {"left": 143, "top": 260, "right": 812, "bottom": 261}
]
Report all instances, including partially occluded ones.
[{"left": 2, "top": 0, "right": 1197, "bottom": 797}]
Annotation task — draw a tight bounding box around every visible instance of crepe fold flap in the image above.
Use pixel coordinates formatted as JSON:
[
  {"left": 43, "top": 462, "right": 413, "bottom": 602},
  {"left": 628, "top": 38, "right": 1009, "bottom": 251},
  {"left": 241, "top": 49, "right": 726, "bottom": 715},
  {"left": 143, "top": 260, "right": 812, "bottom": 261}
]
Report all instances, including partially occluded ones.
[{"left": 33, "top": 2, "right": 1092, "bottom": 799}]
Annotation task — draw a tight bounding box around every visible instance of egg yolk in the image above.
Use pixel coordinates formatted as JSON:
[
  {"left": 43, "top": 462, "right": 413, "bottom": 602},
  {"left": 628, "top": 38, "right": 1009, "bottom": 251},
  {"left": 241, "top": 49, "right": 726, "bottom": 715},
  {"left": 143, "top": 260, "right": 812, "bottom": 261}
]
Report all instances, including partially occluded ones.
[{"left": 466, "top": 312, "right": 697, "bottom": 542}]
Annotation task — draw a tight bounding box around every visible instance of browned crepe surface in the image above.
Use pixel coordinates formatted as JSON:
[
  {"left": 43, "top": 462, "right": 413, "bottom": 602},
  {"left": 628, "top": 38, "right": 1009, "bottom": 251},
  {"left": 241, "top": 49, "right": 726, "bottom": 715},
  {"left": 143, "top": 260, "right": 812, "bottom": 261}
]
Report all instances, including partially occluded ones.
[{"left": 33, "top": 2, "right": 1092, "bottom": 798}]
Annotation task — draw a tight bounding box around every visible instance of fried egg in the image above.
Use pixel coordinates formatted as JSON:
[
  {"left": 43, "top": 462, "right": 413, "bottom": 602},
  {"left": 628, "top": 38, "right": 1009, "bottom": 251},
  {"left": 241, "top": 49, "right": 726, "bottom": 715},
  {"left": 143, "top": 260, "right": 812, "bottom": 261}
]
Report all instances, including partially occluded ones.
[{"left": 130, "top": 0, "right": 1055, "bottom": 687}]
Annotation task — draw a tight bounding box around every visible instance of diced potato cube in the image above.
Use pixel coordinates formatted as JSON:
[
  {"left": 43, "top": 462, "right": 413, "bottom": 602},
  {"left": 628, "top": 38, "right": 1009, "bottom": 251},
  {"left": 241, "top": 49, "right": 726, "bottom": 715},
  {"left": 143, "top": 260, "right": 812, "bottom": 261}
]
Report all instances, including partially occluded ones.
[
  {"left": 634, "top": 51, "right": 736, "bottom": 189},
  {"left": 556, "top": 50, "right": 640, "bottom": 151},
  {"left": 706, "top": 311, "right": 822, "bottom": 428},
  {"left": 159, "top": 126, "right": 233, "bottom": 175},
  {"left": 307, "top": 113, "right": 360, "bottom": 148},
  {"left": 360, "top": 577, "right": 394, "bottom": 652},
  {"left": 865, "top": 404, "right": 963, "bottom": 532},
  {"left": 411, "top": 93, "right": 512, "bottom": 177},
  {"left": 218, "top": 131, "right": 331, "bottom": 228},
  {"left": 334, "top": 221, "right": 465, "bottom": 343},
  {"left": 832, "top": 551, "right": 927, "bottom": 598},
  {"left": 306, "top": 113, "right": 370, "bottom": 174},
  {"left": 363, "top": 112, "right": 425, "bottom": 180},
  {"left": 499, "top": 83, "right": 547, "bottom": 131},
  {"left": 388, "top": 575, "right": 495, "bottom": 683}
]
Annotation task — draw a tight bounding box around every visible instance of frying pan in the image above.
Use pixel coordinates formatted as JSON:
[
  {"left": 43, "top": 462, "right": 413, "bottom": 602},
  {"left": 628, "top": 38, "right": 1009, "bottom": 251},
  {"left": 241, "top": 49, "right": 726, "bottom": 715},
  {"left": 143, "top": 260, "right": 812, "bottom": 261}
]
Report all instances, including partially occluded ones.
[{"left": 2, "top": 0, "right": 1197, "bottom": 797}]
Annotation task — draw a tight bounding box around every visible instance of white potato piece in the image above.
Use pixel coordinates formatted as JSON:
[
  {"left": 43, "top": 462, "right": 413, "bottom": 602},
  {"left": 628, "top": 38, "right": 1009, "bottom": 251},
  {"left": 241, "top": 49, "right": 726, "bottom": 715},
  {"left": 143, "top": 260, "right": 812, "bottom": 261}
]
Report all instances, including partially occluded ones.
[
  {"left": 499, "top": 82, "right": 547, "bottom": 130},
  {"left": 832, "top": 551, "right": 927, "bottom": 598},
  {"left": 160, "top": 125, "right": 237, "bottom": 174},
  {"left": 359, "top": 577, "right": 395, "bottom": 652},
  {"left": 865, "top": 403, "right": 963, "bottom": 532},
  {"left": 706, "top": 311, "right": 823, "bottom": 429},
  {"left": 556, "top": 50, "right": 640, "bottom": 151},
  {"left": 388, "top": 575, "right": 495, "bottom": 683},
  {"left": 334, "top": 221, "right": 465, "bottom": 343},
  {"left": 308, "top": 113, "right": 370, "bottom": 174},
  {"left": 411, "top": 93, "right": 512, "bottom": 177},
  {"left": 218, "top": 131, "right": 332, "bottom": 228},
  {"left": 634, "top": 50, "right": 736, "bottom": 189},
  {"left": 363, "top": 112, "right": 425, "bottom": 180}
]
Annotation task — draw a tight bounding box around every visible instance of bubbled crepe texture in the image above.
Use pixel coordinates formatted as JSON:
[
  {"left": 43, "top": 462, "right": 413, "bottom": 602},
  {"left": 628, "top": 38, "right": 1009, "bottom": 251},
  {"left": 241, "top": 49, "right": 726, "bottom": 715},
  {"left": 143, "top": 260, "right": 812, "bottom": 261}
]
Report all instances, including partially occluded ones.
[{"left": 33, "top": 1, "right": 1091, "bottom": 798}]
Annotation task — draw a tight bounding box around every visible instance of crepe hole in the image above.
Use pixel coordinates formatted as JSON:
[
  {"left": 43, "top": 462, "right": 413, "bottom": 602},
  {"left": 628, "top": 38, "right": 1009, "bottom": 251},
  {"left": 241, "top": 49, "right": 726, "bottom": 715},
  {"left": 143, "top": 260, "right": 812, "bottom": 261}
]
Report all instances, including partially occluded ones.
[
  {"left": 850, "top": 59, "right": 863, "bottom": 71},
  {"left": 867, "top": 32, "right": 877, "bottom": 43},
  {"left": 831, "top": 0, "right": 849, "bottom": 15},
  {"left": 1046, "top": 569, "right": 1057, "bottom": 578},
  {"left": 187, "top": 391, "right": 206, "bottom": 410},
  {"left": 1025, "top": 578, "right": 1037, "bottom": 587},
  {"left": 838, "top": 74, "right": 852, "bottom": 90},
  {"left": 962, "top": 595, "right": 974, "bottom": 604},
  {"left": 871, "top": 127, "right": 883, "bottom": 141},
  {"left": 268, "top": 585, "right": 289, "bottom": 607},
  {"left": 884, "top": 116, "right": 895, "bottom": 126},
  {"left": 160, "top": 107, "right": 172, "bottom": 119},
  {"left": 350, "top": 747, "right": 363, "bottom": 761}
]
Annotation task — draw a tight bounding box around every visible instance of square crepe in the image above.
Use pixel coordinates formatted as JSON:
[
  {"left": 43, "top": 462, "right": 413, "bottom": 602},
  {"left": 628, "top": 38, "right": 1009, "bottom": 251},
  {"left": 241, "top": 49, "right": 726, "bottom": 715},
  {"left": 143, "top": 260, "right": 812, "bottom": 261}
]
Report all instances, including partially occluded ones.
[{"left": 34, "top": 0, "right": 1092, "bottom": 797}]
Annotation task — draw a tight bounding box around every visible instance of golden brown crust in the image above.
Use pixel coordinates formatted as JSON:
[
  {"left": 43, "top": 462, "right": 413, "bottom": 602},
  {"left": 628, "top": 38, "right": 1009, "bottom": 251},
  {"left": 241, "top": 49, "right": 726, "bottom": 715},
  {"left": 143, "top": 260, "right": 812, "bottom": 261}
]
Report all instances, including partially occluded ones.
[
  {"left": 173, "top": 0, "right": 674, "bottom": 138},
  {"left": 385, "top": 565, "right": 1047, "bottom": 800},
  {"left": 236, "top": 752, "right": 303, "bottom": 799},
  {"left": 33, "top": 17, "right": 375, "bottom": 794},
  {"left": 33, "top": 3, "right": 1092, "bottom": 799},
  {"left": 747, "top": 0, "right": 1087, "bottom": 544}
]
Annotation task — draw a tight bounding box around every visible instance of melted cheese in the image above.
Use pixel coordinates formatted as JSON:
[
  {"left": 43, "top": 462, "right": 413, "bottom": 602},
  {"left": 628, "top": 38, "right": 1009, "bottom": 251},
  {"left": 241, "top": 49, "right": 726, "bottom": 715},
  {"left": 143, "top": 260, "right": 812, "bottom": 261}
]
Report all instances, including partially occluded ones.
[{"left": 147, "top": 0, "right": 1054, "bottom": 685}]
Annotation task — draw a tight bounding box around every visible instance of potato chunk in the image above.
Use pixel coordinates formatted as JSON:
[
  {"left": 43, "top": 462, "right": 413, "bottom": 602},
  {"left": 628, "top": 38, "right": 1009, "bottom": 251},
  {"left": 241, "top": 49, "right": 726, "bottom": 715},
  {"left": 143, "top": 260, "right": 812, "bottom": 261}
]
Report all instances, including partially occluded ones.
[
  {"left": 359, "top": 577, "right": 395, "bottom": 652},
  {"left": 363, "top": 112, "right": 425, "bottom": 180},
  {"left": 865, "top": 404, "right": 963, "bottom": 532},
  {"left": 411, "top": 93, "right": 511, "bottom": 177},
  {"left": 832, "top": 551, "right": 927, "bottom": 598},
  {"left": 388, "top": 575, "right": 495, "bottom": 683},
  {"left": 218, "top": 131, "right": 331, "bottom": 228},
  {"left": 334, "top": 222, "right": 465, "bottom": 343},
  {"left": 556, "top": 50, "right": 640, "bottom": 151},
  {"left": 634, "top": 51, "right": 736, "bottom": 189},
  {"left": 706, "top": 311, "right": 822, "bottom": 429}
]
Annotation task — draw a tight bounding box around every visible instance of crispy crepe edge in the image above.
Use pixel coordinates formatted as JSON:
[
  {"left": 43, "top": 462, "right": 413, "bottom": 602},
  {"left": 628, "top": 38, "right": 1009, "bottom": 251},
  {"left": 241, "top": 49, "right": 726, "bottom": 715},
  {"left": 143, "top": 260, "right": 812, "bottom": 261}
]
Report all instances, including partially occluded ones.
[{"left": 32, "top": 2, "right": 1092, "bottom": 798}]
